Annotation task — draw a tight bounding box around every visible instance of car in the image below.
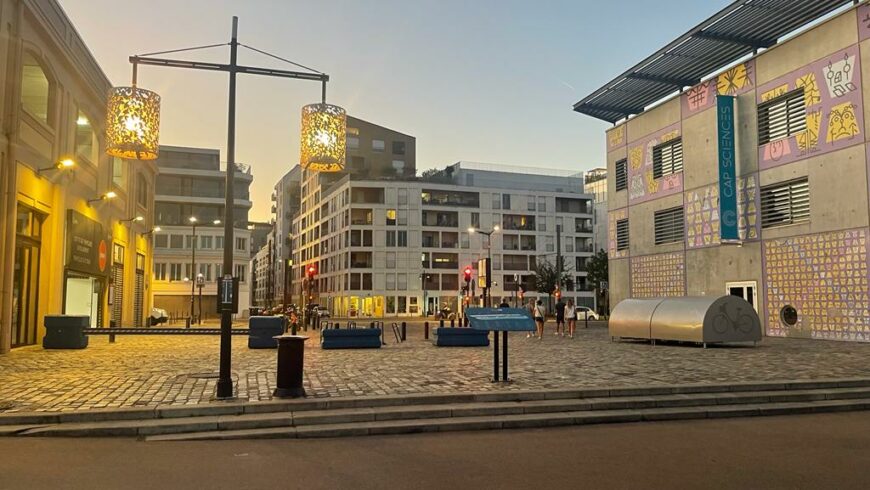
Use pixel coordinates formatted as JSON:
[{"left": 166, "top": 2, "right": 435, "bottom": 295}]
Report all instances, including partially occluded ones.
[
  {"left": 315, "top": 307, "right": 330, "bottom": 319},
  {"left": 575, "top": 306, "right": 599, "bottom": 321},
  {"left": 149, "top": 307, "right": 168, "bottom": 326}
]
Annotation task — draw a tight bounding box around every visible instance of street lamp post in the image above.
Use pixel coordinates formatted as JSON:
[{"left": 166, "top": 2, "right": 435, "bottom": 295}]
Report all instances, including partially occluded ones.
[
  {"left": 105, "top": 17, "right": 343, "bottom": 400},
  {"left": 188, "top": 217, "right": 198, "bottom": 327},
  {"left": 468, "top": 225, "right": 500, "bottom": 308}
]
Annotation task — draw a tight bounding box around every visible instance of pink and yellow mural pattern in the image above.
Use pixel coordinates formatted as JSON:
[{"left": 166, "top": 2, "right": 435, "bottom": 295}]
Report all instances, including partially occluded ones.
[
  {"left": 630, "top": 252, "right": 685, "bottom": 298},
  {"left": 626, "top": 123, "right": 683, "bottom": 204},
  {"left": 684, "top": 176, "right": 760, "bottom": 249},
  {"left": 681, "top": 60, "right": 756, "bottom": 117}
]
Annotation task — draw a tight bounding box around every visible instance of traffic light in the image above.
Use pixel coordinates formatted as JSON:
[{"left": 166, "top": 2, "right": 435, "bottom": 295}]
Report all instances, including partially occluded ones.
[
  {"left": 463, "top": 266, "right": 473, "bottom": 283},
  {"left": 554, "top": 286, "right": 562, "bottom": 300},
  {"left": 306, "top": 265, "right": 317, "bottom": 280}
]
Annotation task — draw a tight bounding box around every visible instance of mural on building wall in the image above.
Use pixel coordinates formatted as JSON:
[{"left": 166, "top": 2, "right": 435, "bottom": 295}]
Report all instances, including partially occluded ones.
[
  {"left": 764, "top": 229, "right": 870, "bottom": 342},
  {"left": 757, "top": 45, "right": 864, "bottom": 170},
  {"left": 681, "top": 60, "right": 755, "bottom": 117},
  {"left": 626, "top": 123, "right": 683, "bottom": 204},
  {"left": 684, "top": 176, "right": 760, "bottom": 249},
  {"left": 630, "top": 252, "right": 685, "bottom": 298},
  {"left": 608, "top": 125, "right": 626, "bottom": 151},
  {"left": 608, "top": 208, "right": 629, "bottom": 259}
]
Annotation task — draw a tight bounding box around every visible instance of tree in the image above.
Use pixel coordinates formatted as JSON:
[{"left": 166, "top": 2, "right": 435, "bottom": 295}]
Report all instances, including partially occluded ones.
[
  {"left": 586, "top": 249, "right": 609, "bottom": 314},
  {"left": 533, "top": 258, "right": 574, "bottom": 313}
]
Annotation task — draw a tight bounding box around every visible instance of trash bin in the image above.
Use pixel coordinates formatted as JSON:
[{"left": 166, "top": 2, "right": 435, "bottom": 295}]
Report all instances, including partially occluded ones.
[
  {"left": 273, "top": 335, "right": 309, "bottom": 398},
  {"left": 43, "top": 315, "right": 90, "bottom": 349}
]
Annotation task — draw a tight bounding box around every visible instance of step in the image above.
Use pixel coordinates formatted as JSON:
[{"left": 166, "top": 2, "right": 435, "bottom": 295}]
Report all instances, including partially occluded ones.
[
  {"left": 13, "top": 386, "right": 870, "bottom": 438},
  {"left": 4, "top": 378, "right": 869, "bottom": 426},
  {"left": 145, "top": 398, "right": 870, "bottom": 441}
]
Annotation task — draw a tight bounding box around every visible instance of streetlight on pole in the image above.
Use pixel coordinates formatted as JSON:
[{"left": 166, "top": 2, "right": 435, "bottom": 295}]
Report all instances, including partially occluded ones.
[
  {"left": 103, "top": 18, "right": 346, "bottom": 399},
  {"left": 188, "top": 216, "right": 198, "bottom": 327},
  {"left": 468, "top": 225, "right": 500, "bottom": 308}
]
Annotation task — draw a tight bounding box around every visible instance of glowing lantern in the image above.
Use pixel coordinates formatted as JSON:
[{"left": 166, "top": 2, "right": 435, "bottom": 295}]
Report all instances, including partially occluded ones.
[
  {"left": 105, "top": 86, "right": 161, "bottom": 160},
  {"left": 300, "top": 102, "right": 346, "bottom": 172}
]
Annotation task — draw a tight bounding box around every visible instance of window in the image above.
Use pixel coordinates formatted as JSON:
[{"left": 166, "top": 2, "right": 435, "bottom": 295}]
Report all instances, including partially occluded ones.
[
  {"left": 154, "top": 263, "right": 167, "bottom": 280},
  {"left": 216, "top": 236, "right": 224, "bottom": 249},
  {"left": 615, "top": 159, "right": 628, "bottom": 191},
  {"left": 170, "top": 235, "right": 184, "bottom": 249},
  {"left": 200, "top": 236, "right": 213, "bottom": 249},
  {"left": 392, "top": 141, "right": 406, "bottom": 155},
  {"left": 398, "top": 210, "right": 408, "bottom": 226},
  {"left": 758, "top": 89, "right": 807, "bottom": 145},
  {"left": 502, "top": 194, "right": 511, "bottom": 210},
  {"left": 235, "top": 264, "right": 247, "bottom": 282},
  {"left": 398, "top": 230, "right": 408, "bottom": 247},
  {"left": 75, "top": 110, "right": 98, "bottom": 164},
  {"left": 654, "top": 207, "right": 684, "bottom": 245},
  {"left": 471, "top": 212, "right": 480, "bottom": 229},
  {"left": 386, "top": 274, "right": 396, "bottom": 290},
  {"left": 136, "top": 173, "right": 149, "bottom": 209},
  {"left": 397, "top": 273, "right": 407, "bottom": 290},
  {"left": 392, "top": 160, "right": 405, "bottom": 173},
  {"left": 398, "top": 189, "right": 408, "bottom": 205},
  {"left": 236, "top": 237, "right": 247, "bottom": 252},
  {"left": 527, "top": 196, "right": 536, "bottom": 212},
  {"left": 616, "top": 219, "right": 629, "bottom": 251},
  {"left": 537, "top": 197, "right": 546, "bottom": 212},
  {"left": 21, "top": 52, "right": 50, "bottom": 124},
  {"left": 761, "top": 178, "right": 810, "bottom": 228},
  {"left": 347, "top": 136, "right": 360, "bottom": 149},
  {"left": 386, "top": 252, "right": 396, "bottom": 269},
  {"left": 492, "top": 193, "right": 501, "bottom": 210},
  {"left": 154, "top": 234, "right": 168, "bottom": 248},
  {"left": 652, "top": 139, "right": 683, "bottom": 179},
  {"left": 112, "top": 158, "right": 126, "bottom": 189},
  {"left": 386, "top": 209, "right": 397, "bottom": 225},
  {"left": 386, "top": 230, "right": 396, "bottom": 247},
  {"left": 372, "top": 139, "right": 385, "bottom": 152},
  {"left": 169, "top": 263, "right": 183, "bottom": 281}
]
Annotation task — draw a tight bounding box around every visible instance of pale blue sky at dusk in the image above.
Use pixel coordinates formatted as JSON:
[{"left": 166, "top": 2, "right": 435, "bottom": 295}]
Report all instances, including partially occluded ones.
[{"left": 63, "top": 0, "right": 729, "bottom": 221}]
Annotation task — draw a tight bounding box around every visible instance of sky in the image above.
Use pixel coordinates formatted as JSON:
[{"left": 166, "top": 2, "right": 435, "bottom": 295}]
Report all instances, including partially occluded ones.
[{"left": 62, "top": 0, "right": 729, "bottom": 221}]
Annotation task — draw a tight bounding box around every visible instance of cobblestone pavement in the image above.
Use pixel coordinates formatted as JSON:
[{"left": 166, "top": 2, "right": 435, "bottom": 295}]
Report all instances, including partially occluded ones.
[{"left": 2, "top": 323, "right": 870, "bottom": 412}]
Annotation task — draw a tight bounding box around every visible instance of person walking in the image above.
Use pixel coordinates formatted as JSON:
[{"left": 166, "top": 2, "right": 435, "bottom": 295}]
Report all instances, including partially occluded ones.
[
  {"left": 534, "top": 299, "right": 546, "bottom": 340},
  {"left": 554, "top": 298, "right": 566, "bottom": 336},
  {"left": 498, "top": 298, "right": 510, "bottom": 308},
  {"left": 565, "top": 299, "right": 577, "bottom": 338}
]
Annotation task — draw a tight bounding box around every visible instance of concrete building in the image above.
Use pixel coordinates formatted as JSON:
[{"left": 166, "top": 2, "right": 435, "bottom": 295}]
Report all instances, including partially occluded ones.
[
  {"left": 151, "top": 146, "right": 253, "bottom": 320},
  {"left": 574, "top": 0, "right": 870, "bottom": 342},
  {"left": 584, "top": 168, "right": 608, "bottom": 253},
  {"left": 0, "top": 0, "right": 158, "bottom": 352},
  {"left": 271, "top": 166, "right": 301, "bottom": 307},
  {"left": 292, "top": 160, "right": 595, "bottom": 317},
  {"left": 251, "top": 227, "right": 275, "bottom": 310}
]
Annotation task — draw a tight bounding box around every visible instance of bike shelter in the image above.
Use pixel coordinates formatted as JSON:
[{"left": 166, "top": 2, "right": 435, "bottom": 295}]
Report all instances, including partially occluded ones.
[{"left": 609, "top": 296, "right": 762, "bottom": 347}]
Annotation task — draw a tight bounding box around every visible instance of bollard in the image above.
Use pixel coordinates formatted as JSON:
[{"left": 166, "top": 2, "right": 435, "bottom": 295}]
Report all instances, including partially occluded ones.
[
  {"left": 273, "top": 334, "right": 309, "bottom": 398},
  {"left": 464, "top": 316, "right": 469, "bottom": 327},
  {"left": 424, "top": 321, "right": 429, "bottom": 340},
  {"left": 585, "top": 310, "right": 589, "bottom": 329},
  {"left": 109, "top": 320, "right": 116, "bottom": 344},
  {"left": 401, "top": 321, "right": 407, "bottom": 341},
  {"left": 439, "top": 319, "right": 445, "bottom": 328},
  {"left": 450, "top": 319, "right": 455, "bottom": 328},
  {"left": 185, "top": 317, "right": 191, "bottom": 329},
  {"left": 291, "top": 322, "right": 298, "bottom": 335}
]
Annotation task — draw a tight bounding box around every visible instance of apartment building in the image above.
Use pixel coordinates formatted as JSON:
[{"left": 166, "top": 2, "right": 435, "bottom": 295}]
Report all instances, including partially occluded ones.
[
  {"left": 292, "top": 161, "right": 595, "bottom": 317},
  {"left": 584, "top": 168, "right": 608, "bottom": 253},
  {"left": 151, "top": 146, "right": 253, "bottom": 319},
  {"left": 271, "top": 166, "right": 301, "bottom": 306},
  {"left": 574, "top": 0, "right": 870, "bottom": 342},
  {"left": 0, "top": 0, "right": 158, "bottom": 352}
]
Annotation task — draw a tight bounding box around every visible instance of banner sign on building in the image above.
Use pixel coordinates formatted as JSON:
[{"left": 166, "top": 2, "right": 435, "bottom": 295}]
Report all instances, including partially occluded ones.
[
  {"left": 66, "top": 210, "right": 108, "bottom": 277},
  {"left": 717, "top": 95, "right": 739, "bottom": 241}
]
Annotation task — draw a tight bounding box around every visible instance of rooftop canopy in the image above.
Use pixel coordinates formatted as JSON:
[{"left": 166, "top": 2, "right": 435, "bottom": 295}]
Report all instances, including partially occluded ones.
[{"left": 573, "top": 0, "right": 855, "bottom": 124}]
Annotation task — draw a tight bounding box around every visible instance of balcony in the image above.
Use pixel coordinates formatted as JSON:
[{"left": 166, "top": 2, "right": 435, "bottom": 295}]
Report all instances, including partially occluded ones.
[
  {"left": 421, "top": 189, "right": 480, "bottom": 207},
  {"left": 422, "top": 231, "right": 439, "bottom": 248},
  {"left": 422, "top": 210, "right": 459, "bottom": 227},
  {"left": 502, "top": 215, "right": 535, "bottom": 231},
  {"left": 351, "top": 208, "right": 373, "bottom": 226},
  {"left": 441, "top": 232, "right": 458, "bottom": 249}
]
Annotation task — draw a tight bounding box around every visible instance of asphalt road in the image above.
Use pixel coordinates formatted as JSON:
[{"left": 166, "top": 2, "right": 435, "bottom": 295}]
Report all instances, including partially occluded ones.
[{"left": 2, "top": 412, "right": 868, "bottom": 490}]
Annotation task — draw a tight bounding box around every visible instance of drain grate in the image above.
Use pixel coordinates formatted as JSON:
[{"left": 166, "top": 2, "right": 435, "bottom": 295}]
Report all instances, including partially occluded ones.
[{"left": 188, "top": 372, "right": 221, "bottom": 379}]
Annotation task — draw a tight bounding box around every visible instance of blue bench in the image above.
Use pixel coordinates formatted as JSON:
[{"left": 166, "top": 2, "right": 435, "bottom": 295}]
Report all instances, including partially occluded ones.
[
  {"left": 248, "top": 316, "right": 285, "bottom": 349},
  {"left": 433, "top": 327, "right": 490, "bottom": 347},
  {"left": 321, "top": 328, "right": 382, "bottom": 349}
]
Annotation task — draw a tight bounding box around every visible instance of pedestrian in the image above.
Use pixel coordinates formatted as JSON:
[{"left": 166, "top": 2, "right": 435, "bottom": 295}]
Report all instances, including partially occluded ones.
[
  {"left": 534, "top": 299, "right": 546, "bottom": 340},
  {"left": 526, "top": 299, "right": 536, "bottom": 338},
  {"left": 565, "top": 299, "right": 576, "bottom": 338},
  {"left": 555, "top": 298, "right": 566, "bottom": 336},
  {"left": 499, "top": 298, "right": 510, "bottom": 308}
]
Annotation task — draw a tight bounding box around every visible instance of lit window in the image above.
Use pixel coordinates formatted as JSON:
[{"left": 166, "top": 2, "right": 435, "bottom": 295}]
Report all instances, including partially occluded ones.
[{"left": 75, "top": 110, "right": 99, "bottom": 164}]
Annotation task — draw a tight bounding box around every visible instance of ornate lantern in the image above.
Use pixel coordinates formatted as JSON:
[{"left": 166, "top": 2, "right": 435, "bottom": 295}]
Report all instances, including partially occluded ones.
[
  {"left": 300, "top": 102, "right": 346, "bottom": 172},
  {"left": 105, "top": 86, "right": 161, "bottom": 160}
]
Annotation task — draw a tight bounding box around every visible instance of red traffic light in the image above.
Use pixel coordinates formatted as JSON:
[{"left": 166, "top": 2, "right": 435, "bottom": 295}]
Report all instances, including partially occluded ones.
[
  {"left": 463, "top": 266, "right": 473, "bottom": 282},
  {"left": 306, "top": 265, "right": 317, "bottom": 278}
]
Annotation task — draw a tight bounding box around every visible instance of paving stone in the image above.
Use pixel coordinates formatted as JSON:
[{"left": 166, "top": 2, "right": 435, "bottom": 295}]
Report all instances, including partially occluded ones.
[{"left": 2, "top": 324, "right": 870, "bottom": 413}]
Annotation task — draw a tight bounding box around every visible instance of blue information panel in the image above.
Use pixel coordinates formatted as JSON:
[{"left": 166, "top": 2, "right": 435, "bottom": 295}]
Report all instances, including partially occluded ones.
[
  {"left": 466, "top": 308, "right": 536, "bottom": 332},
  {"left": 717, "top": 95, "right": 739, "bottom": 241}
]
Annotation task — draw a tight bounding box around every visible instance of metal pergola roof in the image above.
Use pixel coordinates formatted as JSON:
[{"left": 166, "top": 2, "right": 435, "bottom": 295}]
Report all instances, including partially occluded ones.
[{"left": 573, "top": 0, "right": 856, "bottom": 124}]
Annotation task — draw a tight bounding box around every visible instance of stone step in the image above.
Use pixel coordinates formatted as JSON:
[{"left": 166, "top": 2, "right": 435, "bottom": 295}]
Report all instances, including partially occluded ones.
[
  {"left": 4, "top": 377, "right": 869, "bottom": 426},
  {"left": 145, "top": 398, "right": 870, "bottom": 441},
  {"left": 12, "top": 386, "right": 870, "bottom": 438}
]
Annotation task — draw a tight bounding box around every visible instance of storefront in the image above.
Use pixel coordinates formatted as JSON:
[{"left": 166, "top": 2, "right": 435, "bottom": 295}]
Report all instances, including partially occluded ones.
[
  {"left": 63, "top": 210, "right": 109, "bottom": 328},
  {"left": 12, "top": 205, "right": 45, "bottom": 347}
]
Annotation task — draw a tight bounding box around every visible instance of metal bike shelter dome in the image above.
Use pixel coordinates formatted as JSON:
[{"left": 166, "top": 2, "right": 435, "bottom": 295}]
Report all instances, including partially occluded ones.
[{"left": 610, "top": 296, "right": 762, "bottom": 347}]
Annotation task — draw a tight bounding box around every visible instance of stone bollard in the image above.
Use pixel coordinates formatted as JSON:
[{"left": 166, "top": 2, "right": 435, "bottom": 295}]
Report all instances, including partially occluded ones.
[
  {"left": 401, "top": 321, "right": 407, "bottom": 341},
  {"left": 424, "top": 321, "right": 429, "bottom": 340},
  {"left": 450, "top": 319, "right": 455, "bottom": 328},
  {"left": 273, "top": 334, "right": 309, "bottom": 398}
]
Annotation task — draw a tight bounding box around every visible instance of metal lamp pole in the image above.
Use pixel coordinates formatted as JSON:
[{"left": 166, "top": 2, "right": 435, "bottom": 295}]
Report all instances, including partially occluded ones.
[
  {"left": 127, "top": 17, "right": 332, "bottom": 399},
  {"left": 468, "top": 226, "right": 499, "bottom": 308},
  {"left": 188, "top": 217, "right": 198, "bottom": 327}
]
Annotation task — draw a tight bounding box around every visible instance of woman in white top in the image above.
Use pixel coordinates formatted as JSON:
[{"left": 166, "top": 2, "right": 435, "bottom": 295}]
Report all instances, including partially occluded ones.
[
  {"left": 565, "top": 299, "right": 576, "bottom": 339},
  {"left": 533, "top": 300, "right": 546, "bottom": 340}
]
